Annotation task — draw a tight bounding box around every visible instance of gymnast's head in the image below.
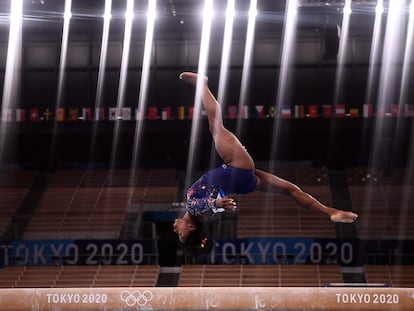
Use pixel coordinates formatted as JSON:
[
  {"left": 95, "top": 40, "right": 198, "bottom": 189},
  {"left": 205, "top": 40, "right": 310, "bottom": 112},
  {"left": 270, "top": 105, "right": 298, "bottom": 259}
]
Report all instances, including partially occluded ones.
[{"left": 173, "top": 217, "right": 215, "bottom": 256}]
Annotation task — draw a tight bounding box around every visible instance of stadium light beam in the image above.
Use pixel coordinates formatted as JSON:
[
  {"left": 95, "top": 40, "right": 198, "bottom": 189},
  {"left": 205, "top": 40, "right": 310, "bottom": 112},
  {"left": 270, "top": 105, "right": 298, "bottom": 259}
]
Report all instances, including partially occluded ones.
[
  {"left": 359, "top": 1, "right": 406, "bottom": 240},
  {"left": 48, "top": 0, "right": 72, "bottom": 170},
  {"left": 269, "top": 0, "right": 298, "bottom": 172},
  {"left": 130, "top": 0, "right": 157, "bottom": 188},
  {"left": 375, "top": 0, "right": 384, "bottom": 15},
  {"left": 394, "top": 0, "right": 414, "bottom": 238},
  {"left": 210, "top": 0, "right": 236, "bottom": 170},
  {"left": 236, "top": 0, "right": 257, "bottom": 138},
  {"left": 365, "top": 0, "right": 384, "bottom": 108},
  {"left": 109, "top": 0, "right": 134, "bottom": 170},
  {"left": 87, "top": 0, "right": 112, "bottom": 165},
  {"left": 332, "top": 0, "right": 352, "bottom": 108},
  {"left": 369, "top": 0, "right": 406, "bottom": 172},
  {"left": 323, "top": 0, "right": 352, "bottom": 169},
  {"left": 0, "top": 0, "right": 23, "bottom": 164},
  {"left": 54, "top": 0, "right": 72, "bottom": 119},
  {"left": 217, "top": 0, "right": 235, "bottom": 105},
  {"left": 358, "top": 0, "right": 385, "bottom": 239},
  {"left": 185, "top": 0, "right": 213, "bottom": 191}
]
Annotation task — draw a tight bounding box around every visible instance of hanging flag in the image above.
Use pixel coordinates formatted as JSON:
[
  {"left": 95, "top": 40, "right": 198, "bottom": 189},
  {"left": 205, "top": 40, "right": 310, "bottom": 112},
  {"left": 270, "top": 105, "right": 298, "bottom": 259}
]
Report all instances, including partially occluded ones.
[
  {"left": 377, "top": 106, "right": 386, "bottom": 117},
  {"left": 227, "top": 105, "right": 238, "bottom": 119},
  {"left": 42, "top": 108, "right": 53, "bottom": 121},
  {"left": 109, "top": 107, "right": 118, "bottom": 120},
  {"left": 404, "top": 104, "right": 414, "bottom": 117},
  {"left": 177, "top": 106, "right": 185, "bottom": 120},
  {"left": 161, "top": 107, "right": 172, "bottom": 120},
  {"left": 241, "top": 106, "right": 249, "bottom": 119},
  {"left": 363, "top": 104, "right": 373, "bottom": 118},
  {"left": 69, "top": 108, "right": 79, "bottom": 121},
  {"left": 294, "top": 105, "right": 304, "bottom": 118},
  {"left": 81, "top": 108, "right": 92, "bottom": 121},
  {"left": 121, "top": 107, "right": 131, "bottom": 120},
  {"left": 29, "top": 108, "right": 40, "bottom": 122},
  {"left": 2, "top": 108, "right": 12, "bottom": 121},
  {"left": 16, "top": 108, "right": 25, "bottom": 122},
  {"left": 391, "top": 104, "right": 400, "bottom": 117},
  {"left": 308, "top": 105, "right": 318, "bottom": 118},
  {"left": 135, "top": 107, "right": 145, "bottom": 120},
  {"left": 255, "top": 105, "right": 265, "bottom": 119},
  {"left": 187, "top": 106, "right": 194, "bottom": 120},
  {"left": 95, "top": 107, "right": 105, "bottom": 121},
  {"left": 335, "top": 105, "right": 345, "bottom": 118},
  {"left": 281, "top": 107, "right": 291, "bottom": 119},
  {"left": 322, "top": 105, "right": 332, "bottom": 118},
  {"left": 56, "top": 108, "right": 66, "bottom": 122},
  {"left": 267, "top": 106, "right": 276, "bottom": 118},
  {"left": 349, "top": 108, "right": 359, "bottom": 118},
  {"left": 148, "top": 106, "right": 158, "bottom": 120}
]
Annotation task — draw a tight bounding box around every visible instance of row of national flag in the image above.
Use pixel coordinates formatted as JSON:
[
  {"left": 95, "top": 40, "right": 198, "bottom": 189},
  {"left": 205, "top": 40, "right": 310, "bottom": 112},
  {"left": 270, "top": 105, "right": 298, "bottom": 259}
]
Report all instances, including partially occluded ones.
[
  {"left": 285, "top": 104, "right": 414, "bottom": 118},
  {"left": 1, "top": 104, "right": 414, "bottom": 122}
]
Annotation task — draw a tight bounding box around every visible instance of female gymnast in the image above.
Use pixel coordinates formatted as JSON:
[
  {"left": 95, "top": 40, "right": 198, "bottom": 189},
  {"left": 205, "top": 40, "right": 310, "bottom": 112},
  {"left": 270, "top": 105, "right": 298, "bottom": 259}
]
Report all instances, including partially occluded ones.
[{"left": 173, "top": 72, "right": 358, "bottom": 256}]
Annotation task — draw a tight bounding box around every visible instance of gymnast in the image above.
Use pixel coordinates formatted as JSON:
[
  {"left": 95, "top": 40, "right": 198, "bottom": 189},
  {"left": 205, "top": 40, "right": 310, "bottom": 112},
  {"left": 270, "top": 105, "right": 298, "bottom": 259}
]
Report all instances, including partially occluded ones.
[{"left": 173, "top": 72, "right": 358, "bottom": 255}]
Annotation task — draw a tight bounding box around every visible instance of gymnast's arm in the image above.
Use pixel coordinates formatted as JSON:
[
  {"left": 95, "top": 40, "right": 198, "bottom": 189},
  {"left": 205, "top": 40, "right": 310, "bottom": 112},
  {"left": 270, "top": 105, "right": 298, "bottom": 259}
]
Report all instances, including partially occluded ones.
[{"left": 187, "top": 196, "right": 237, "bottom": 215}]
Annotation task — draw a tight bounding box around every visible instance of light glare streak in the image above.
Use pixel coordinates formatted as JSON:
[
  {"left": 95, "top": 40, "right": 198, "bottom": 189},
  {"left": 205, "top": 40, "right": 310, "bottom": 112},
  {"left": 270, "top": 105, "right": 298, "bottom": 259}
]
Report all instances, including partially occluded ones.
[
  {"left": 185, "top": 0, "right": 213, "bottom": 191},
  {"left": 217, "top": 0, "right": 235, "bottom": 105},
  {"left": 376, "top": 0, "right": 405, "bottom": 117},
  {"left": 130, "top": 0, "right": 157, "bottom": 180},
  {"left": 103, "top": 0, "right": 112, "bottom": 20},
  {"left": 56, "top": 0, "right": 72, "bottom": 109},
  {"left": 333, "top": 0, "right": 352, "bottom": 108},
  {"left": 269, "top": 0, "right": 298, "bottom": 172},
  {"left": 109, "top": 0, "right": 134, "bottom": 169},
  {"left": 375, "top": 0, "right": 384, "bottom": 15},
  {"left": 236, "top": 0, "right": 257, "bottom": 137},
  {"left": 364, "top": 2, "right": 406, "bottom": 242},
  {"left": 394, "top": 0, "right": 414, "bottom": 238},
  {"left": 358, "top": 0, "right": 384, "bottom": 239},
  {"left": 88, "top": 0, "right": 112, "bottom": 165},
  {"left": 0, "top": 0, "right": 23, "bottom": 163},
  {"left": 211, "top": 0, "right": 235, "bottom": 169},
  {"left": 48, "top": 0, "right": 72, "bottom": 170},
  {"left": 365, "top": 0, "right": 384, "bottom": 107},
  {"left": 343, "top": 0, "right": 352, "bottom": 15}
]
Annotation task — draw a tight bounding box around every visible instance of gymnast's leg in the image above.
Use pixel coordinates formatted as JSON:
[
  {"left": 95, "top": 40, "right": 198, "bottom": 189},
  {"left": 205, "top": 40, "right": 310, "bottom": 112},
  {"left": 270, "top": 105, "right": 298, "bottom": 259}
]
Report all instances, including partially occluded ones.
[
  {"left": 179, "top": 72, "right": 254, "bottom": 170},
  {"left": 254, "top": 169, "right": 358, "bottom": 223}
]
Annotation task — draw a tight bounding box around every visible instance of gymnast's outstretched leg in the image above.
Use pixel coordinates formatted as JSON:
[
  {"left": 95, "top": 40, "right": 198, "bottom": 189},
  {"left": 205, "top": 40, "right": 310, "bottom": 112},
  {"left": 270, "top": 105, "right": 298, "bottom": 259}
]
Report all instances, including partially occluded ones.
[
  {"left": 180, "top": 72, "right": 254, "bottom": 170},
  {"left": 254, "top": 169, "right": 358, "bottom": 223}
]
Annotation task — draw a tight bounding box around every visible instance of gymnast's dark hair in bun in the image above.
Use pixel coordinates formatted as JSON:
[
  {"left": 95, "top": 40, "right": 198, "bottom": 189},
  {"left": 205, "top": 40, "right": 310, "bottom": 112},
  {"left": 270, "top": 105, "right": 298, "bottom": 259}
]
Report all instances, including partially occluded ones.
[{"left": 178, "top": 219, "right": 215, "bottom": 256}]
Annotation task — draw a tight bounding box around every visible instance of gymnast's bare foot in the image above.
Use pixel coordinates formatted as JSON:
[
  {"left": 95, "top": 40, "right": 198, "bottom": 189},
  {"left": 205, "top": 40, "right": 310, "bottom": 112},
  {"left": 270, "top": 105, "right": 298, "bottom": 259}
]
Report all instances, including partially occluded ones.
[
  {"left": 179, "top": 72, "right": 208, "bottom": 86},
  {"left": 330, "top": 210, "right": 358, "bottom": 223}
]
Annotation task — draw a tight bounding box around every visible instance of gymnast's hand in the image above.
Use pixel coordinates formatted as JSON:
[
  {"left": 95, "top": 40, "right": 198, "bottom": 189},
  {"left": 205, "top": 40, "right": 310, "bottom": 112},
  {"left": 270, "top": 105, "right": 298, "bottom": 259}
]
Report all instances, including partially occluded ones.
[{"left": 216, "top": 197, "right": 237, "bottom": 211}]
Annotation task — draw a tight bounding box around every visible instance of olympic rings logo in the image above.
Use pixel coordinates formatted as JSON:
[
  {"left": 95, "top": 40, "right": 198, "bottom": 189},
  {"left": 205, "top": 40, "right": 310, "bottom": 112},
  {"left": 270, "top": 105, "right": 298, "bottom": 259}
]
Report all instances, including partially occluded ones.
[{"left": 120, "top": 290, "right": 153, "bottom": 307}]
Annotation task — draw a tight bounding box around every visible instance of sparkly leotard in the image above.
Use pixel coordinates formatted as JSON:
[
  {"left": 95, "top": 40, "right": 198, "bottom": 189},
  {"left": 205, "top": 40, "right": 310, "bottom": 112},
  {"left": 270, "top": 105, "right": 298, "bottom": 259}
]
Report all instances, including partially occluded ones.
[{"left": 186, "top": 164, "right": 256, "bottom": 217}]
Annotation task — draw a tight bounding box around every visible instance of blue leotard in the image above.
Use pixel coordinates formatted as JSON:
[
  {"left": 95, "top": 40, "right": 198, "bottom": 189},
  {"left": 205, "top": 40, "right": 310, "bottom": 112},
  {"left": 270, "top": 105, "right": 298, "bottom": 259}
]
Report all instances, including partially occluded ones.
[{"left": 186, "top": 164, "right": 256, "bottom": 217}]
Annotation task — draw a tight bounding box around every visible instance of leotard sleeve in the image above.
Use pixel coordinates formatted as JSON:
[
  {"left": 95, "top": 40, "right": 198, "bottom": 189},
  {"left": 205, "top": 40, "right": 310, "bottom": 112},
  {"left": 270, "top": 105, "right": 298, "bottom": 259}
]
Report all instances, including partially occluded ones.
[{"left": 187, "top": 180, "right": 226, "bottom": 217}]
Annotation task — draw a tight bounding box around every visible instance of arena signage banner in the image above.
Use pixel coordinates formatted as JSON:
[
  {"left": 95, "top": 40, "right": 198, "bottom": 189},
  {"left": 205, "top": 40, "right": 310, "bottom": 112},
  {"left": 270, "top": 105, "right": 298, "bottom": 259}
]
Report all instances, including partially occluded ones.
[
  {"left": 0, "top": 240, "right": 157, "bottom": 267},
  {"left": 1, "top": 238, "right": 413, "bottom": 267},
  {"left": 209, "top": 238, "right": 414, "bottom": 266},
  {"left": 210, "top": 238, "right": 360, "bottom": 265}
]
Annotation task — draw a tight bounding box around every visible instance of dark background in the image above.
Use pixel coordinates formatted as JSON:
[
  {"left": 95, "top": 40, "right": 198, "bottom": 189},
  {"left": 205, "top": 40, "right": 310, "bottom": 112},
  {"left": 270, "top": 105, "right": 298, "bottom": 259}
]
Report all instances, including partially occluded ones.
[{"left": 0, "top": 0, "right": 412, "bottom": 171}]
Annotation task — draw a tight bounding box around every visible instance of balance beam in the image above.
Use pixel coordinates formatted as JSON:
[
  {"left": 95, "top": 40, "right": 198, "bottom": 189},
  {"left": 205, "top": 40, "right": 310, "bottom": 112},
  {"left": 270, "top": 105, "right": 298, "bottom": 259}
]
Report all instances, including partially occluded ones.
[{"left": 0, "top": 287, "right": 413, "bottom": 310}]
